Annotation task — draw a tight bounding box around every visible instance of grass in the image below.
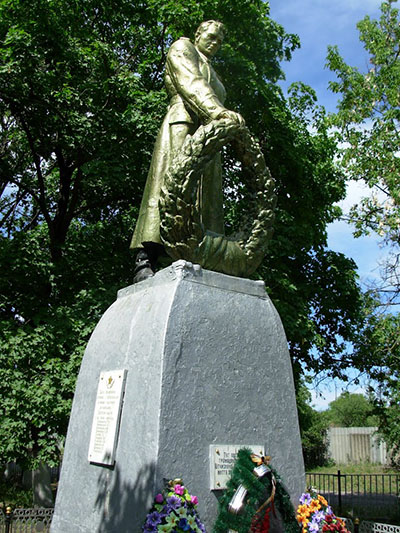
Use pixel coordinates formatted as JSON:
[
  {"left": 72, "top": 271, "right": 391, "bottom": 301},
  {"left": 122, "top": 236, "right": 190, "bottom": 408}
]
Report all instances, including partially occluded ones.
[
  {"left": 308, "top": 463, "right": 400, "bottom": 475},
  {"left": 307, "top": 472, "right": 400, "bottom": 495},
  {"left": 307, "top": 464, "right": 400, "bottom": 496},
  {"left": 306, "top": 463, "right": 400, "bottom": 525}
]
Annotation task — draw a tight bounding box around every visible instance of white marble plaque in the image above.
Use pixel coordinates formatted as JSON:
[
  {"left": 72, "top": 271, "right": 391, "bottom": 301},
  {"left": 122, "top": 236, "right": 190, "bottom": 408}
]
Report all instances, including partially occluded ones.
[
  {"left": 209, "top": 444, "right": 265, "bottom": 490},
  {"left": 88, "top": 369, "right": 127, "bottom": 465}
]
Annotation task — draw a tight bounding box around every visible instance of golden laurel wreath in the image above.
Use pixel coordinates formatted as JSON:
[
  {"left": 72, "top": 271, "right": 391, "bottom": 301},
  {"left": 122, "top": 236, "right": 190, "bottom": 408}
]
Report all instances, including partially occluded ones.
[{"left": 159, "top": 118, "right": 276, "bottom": 277}]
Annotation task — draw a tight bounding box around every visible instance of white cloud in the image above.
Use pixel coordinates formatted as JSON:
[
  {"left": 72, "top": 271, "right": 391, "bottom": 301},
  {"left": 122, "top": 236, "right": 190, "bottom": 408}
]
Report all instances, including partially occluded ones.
[
  {"left": 311, "top": 387, "right": 336, "bottom": 411},
  {"left": 338, "top": 179, "right": 372, "bottom": 212},
  {"left": 327, "top": 218, "right": 390, "bottom": 285},
  {"left": 327, "top": 177, "right": 392, "bottom": 285}
]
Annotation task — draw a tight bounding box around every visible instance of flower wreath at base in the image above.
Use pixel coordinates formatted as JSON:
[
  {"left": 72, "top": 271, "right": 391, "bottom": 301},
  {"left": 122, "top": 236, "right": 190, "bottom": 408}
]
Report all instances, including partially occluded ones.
[
  {"left": 296, "top": 492, "right": 349, "bottom": 533},
  {"left": 142, "top": 479, "right": 206, "bottom": 533}
]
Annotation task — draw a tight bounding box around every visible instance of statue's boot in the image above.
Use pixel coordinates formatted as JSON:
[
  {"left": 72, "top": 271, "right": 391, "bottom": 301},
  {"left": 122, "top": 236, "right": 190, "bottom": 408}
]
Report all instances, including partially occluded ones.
[
  {"left": 133, "top": 243, "right": 164, "bottom": 284},
  {"left": 133, "top": 250, "right": 154, "bottom": 283}
]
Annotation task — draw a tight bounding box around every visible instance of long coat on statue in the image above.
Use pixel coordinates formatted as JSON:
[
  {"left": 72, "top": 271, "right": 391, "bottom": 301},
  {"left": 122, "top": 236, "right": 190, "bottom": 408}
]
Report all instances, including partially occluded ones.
[{"left": 130, "top": 36, "right": 228, "bottom": 251}]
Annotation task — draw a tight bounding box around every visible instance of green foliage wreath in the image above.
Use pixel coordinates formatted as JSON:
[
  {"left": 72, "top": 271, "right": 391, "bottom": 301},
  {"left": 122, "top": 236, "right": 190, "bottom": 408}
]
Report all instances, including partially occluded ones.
[
  {"left": 212, "top": 448, "right": 300, "bottom": 533},
  {"left": 159, "top": 118, "right": 276, "bottom": 277}
]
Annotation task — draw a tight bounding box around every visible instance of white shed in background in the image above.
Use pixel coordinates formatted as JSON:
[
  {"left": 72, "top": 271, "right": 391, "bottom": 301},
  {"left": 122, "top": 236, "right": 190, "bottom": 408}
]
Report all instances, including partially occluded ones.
[{"left": 327, "top": 427, "right": 388, "bottom": 464}]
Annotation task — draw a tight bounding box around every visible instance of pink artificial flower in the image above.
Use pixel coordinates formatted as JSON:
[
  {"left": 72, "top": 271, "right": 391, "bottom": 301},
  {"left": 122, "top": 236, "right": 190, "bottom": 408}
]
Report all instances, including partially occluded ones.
[
  {"left": 191, "top": 495, "right": 198, "bottom": 505},
  {"left": 174, "top": 484, "right": 185, "bottom": 495},
  {"left": 155, "top": 493, "right": 163, "bottom": 503}
]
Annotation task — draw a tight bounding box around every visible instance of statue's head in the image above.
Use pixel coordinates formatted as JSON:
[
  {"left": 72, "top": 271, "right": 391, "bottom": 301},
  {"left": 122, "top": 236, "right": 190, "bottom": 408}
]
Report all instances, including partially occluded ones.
[{"left": 195, "top": 20, "right": 226, "bottom": 58}]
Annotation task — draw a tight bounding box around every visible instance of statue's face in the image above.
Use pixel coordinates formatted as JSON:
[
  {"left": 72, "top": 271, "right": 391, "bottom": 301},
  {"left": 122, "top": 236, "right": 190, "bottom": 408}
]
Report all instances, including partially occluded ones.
[{"left": 196, "top": 23, "right": 224, "bottom": 58}]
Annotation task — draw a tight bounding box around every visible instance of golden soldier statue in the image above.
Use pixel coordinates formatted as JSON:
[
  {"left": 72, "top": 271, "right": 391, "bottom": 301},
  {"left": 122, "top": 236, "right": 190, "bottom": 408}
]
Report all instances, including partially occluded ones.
[{"left": 131, "top": 21, "right": 245, "bottom": 282}]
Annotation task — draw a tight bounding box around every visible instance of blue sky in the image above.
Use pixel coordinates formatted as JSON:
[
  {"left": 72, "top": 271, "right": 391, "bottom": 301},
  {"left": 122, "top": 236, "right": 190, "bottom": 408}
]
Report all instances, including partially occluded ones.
[
  {"left": 268, "top": 0, "right": 386, "bottom": 409},
  {"left": 269, "top": 0, "right": 383, "bottom": 113}
]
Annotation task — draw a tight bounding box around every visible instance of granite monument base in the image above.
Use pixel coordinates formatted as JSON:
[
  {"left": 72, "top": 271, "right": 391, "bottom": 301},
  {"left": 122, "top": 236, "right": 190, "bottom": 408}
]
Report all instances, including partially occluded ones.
[{"left": 51, "top": 261, "right": 305, "bottom": 533}]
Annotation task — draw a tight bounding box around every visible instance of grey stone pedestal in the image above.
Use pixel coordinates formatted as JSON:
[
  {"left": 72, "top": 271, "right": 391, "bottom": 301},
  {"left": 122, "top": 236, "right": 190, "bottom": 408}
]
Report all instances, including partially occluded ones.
[{"left": 51, "top": 261, "right": 305, "bottom": 533}]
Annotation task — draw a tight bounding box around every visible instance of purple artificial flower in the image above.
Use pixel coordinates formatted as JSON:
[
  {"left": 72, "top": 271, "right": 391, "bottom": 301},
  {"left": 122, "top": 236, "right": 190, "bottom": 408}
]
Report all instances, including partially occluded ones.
[
  {"left": 313, "top": 510, "right": 326, "bottom": 523},
  {"left": 167, "top": 495, "right": 181, "bottom": 510},
  {"left": 147, "top": 511, "right": 162, "bottom": 527},
  {"left": 155, "top": 493, "right": 164, "bottom": 503},
  {"left": 195, "top": 516, "right": 206, "bottom": 533},
  {"left": 326, "top": 505, "right": 333, "bottom": 515},
  {"left": 159, "top": 505, "right": 169, "bottom": 518},
  {"left": 299, "top": 493, "right": 312, "bottom": 505},
  {"left": 178, "top": 518, "right": 190, "bottom": 531},
  {"left": 308, "top": 521, "right": 319, "bottom": 532}
]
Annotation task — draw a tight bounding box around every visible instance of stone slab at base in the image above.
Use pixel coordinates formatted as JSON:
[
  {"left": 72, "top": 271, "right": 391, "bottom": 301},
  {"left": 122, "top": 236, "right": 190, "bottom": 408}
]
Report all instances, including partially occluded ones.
[{"left": 51, "top": 261, "right": 305, "bottom": 533}]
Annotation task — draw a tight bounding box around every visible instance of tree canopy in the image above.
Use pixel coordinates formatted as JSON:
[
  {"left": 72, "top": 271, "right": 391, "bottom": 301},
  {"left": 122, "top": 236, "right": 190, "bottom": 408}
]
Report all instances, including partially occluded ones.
[
  {"left": 326, "top": 0, "right": 400, "bottom": 464},
  {"left": 296, "top": 380, "right": 329, "bottom": 469},
  {"left": 323, "top": 392, "right": 378, "bottom": 428},
  {"left": 352, "top": 307, "right": 400, "bottom": 464},
  {"left": 327, "top": 0, "right": 400, "bottom": 305},
  {"left": 0, "top": 0, "right": 363, "bottom": 468}
]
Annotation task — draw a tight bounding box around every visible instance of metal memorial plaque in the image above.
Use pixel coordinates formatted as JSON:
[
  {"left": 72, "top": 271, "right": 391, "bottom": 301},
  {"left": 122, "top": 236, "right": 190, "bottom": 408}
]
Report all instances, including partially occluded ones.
[
  {"left": 88, "top": 369, "right": 127, "bottom": 465},
  {"left": 209, "top": 444, "right": 265, "bottom": 490}
]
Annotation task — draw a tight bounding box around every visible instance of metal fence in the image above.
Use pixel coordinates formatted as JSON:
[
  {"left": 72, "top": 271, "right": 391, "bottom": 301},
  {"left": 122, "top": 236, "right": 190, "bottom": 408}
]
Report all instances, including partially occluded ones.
[
  {"left": 344, "top": 518, "right": 400, "bottom": 533},
  {"left": 358, "top": 521, "right": 400, "bottom": 533},
  {"left": 0, "top": 507, "right": 398, "bottom": 533},
  {"left": 0, "top": 508, "right": 54, "bottom": 533},
  {"left": 307, "top": 471, "right": 400, "bottom": 517}
]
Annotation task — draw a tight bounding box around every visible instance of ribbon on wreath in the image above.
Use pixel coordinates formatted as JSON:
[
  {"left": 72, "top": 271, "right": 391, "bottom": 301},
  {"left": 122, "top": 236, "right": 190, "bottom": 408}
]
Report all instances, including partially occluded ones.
[
  {"left": 250, "top": 454, "right": 271, "bottom": 466},
  {"left": 250, "top": 454, "right": 277, "bottom": 518},
  {"left": 228, "top": 454, "right": 277, "bottom": 519}
]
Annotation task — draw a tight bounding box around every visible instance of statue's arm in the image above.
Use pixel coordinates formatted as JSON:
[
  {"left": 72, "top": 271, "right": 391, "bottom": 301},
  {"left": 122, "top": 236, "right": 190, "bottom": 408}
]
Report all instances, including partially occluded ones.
[{"left": 167, "top": 39, "right": 226, "bottom": 123}]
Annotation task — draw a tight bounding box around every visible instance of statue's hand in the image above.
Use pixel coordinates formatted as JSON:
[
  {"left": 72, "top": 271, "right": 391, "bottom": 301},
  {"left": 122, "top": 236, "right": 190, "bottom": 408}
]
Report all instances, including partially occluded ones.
[{"left": 218, "top": 110, "right": 245, "bottom": 127}]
